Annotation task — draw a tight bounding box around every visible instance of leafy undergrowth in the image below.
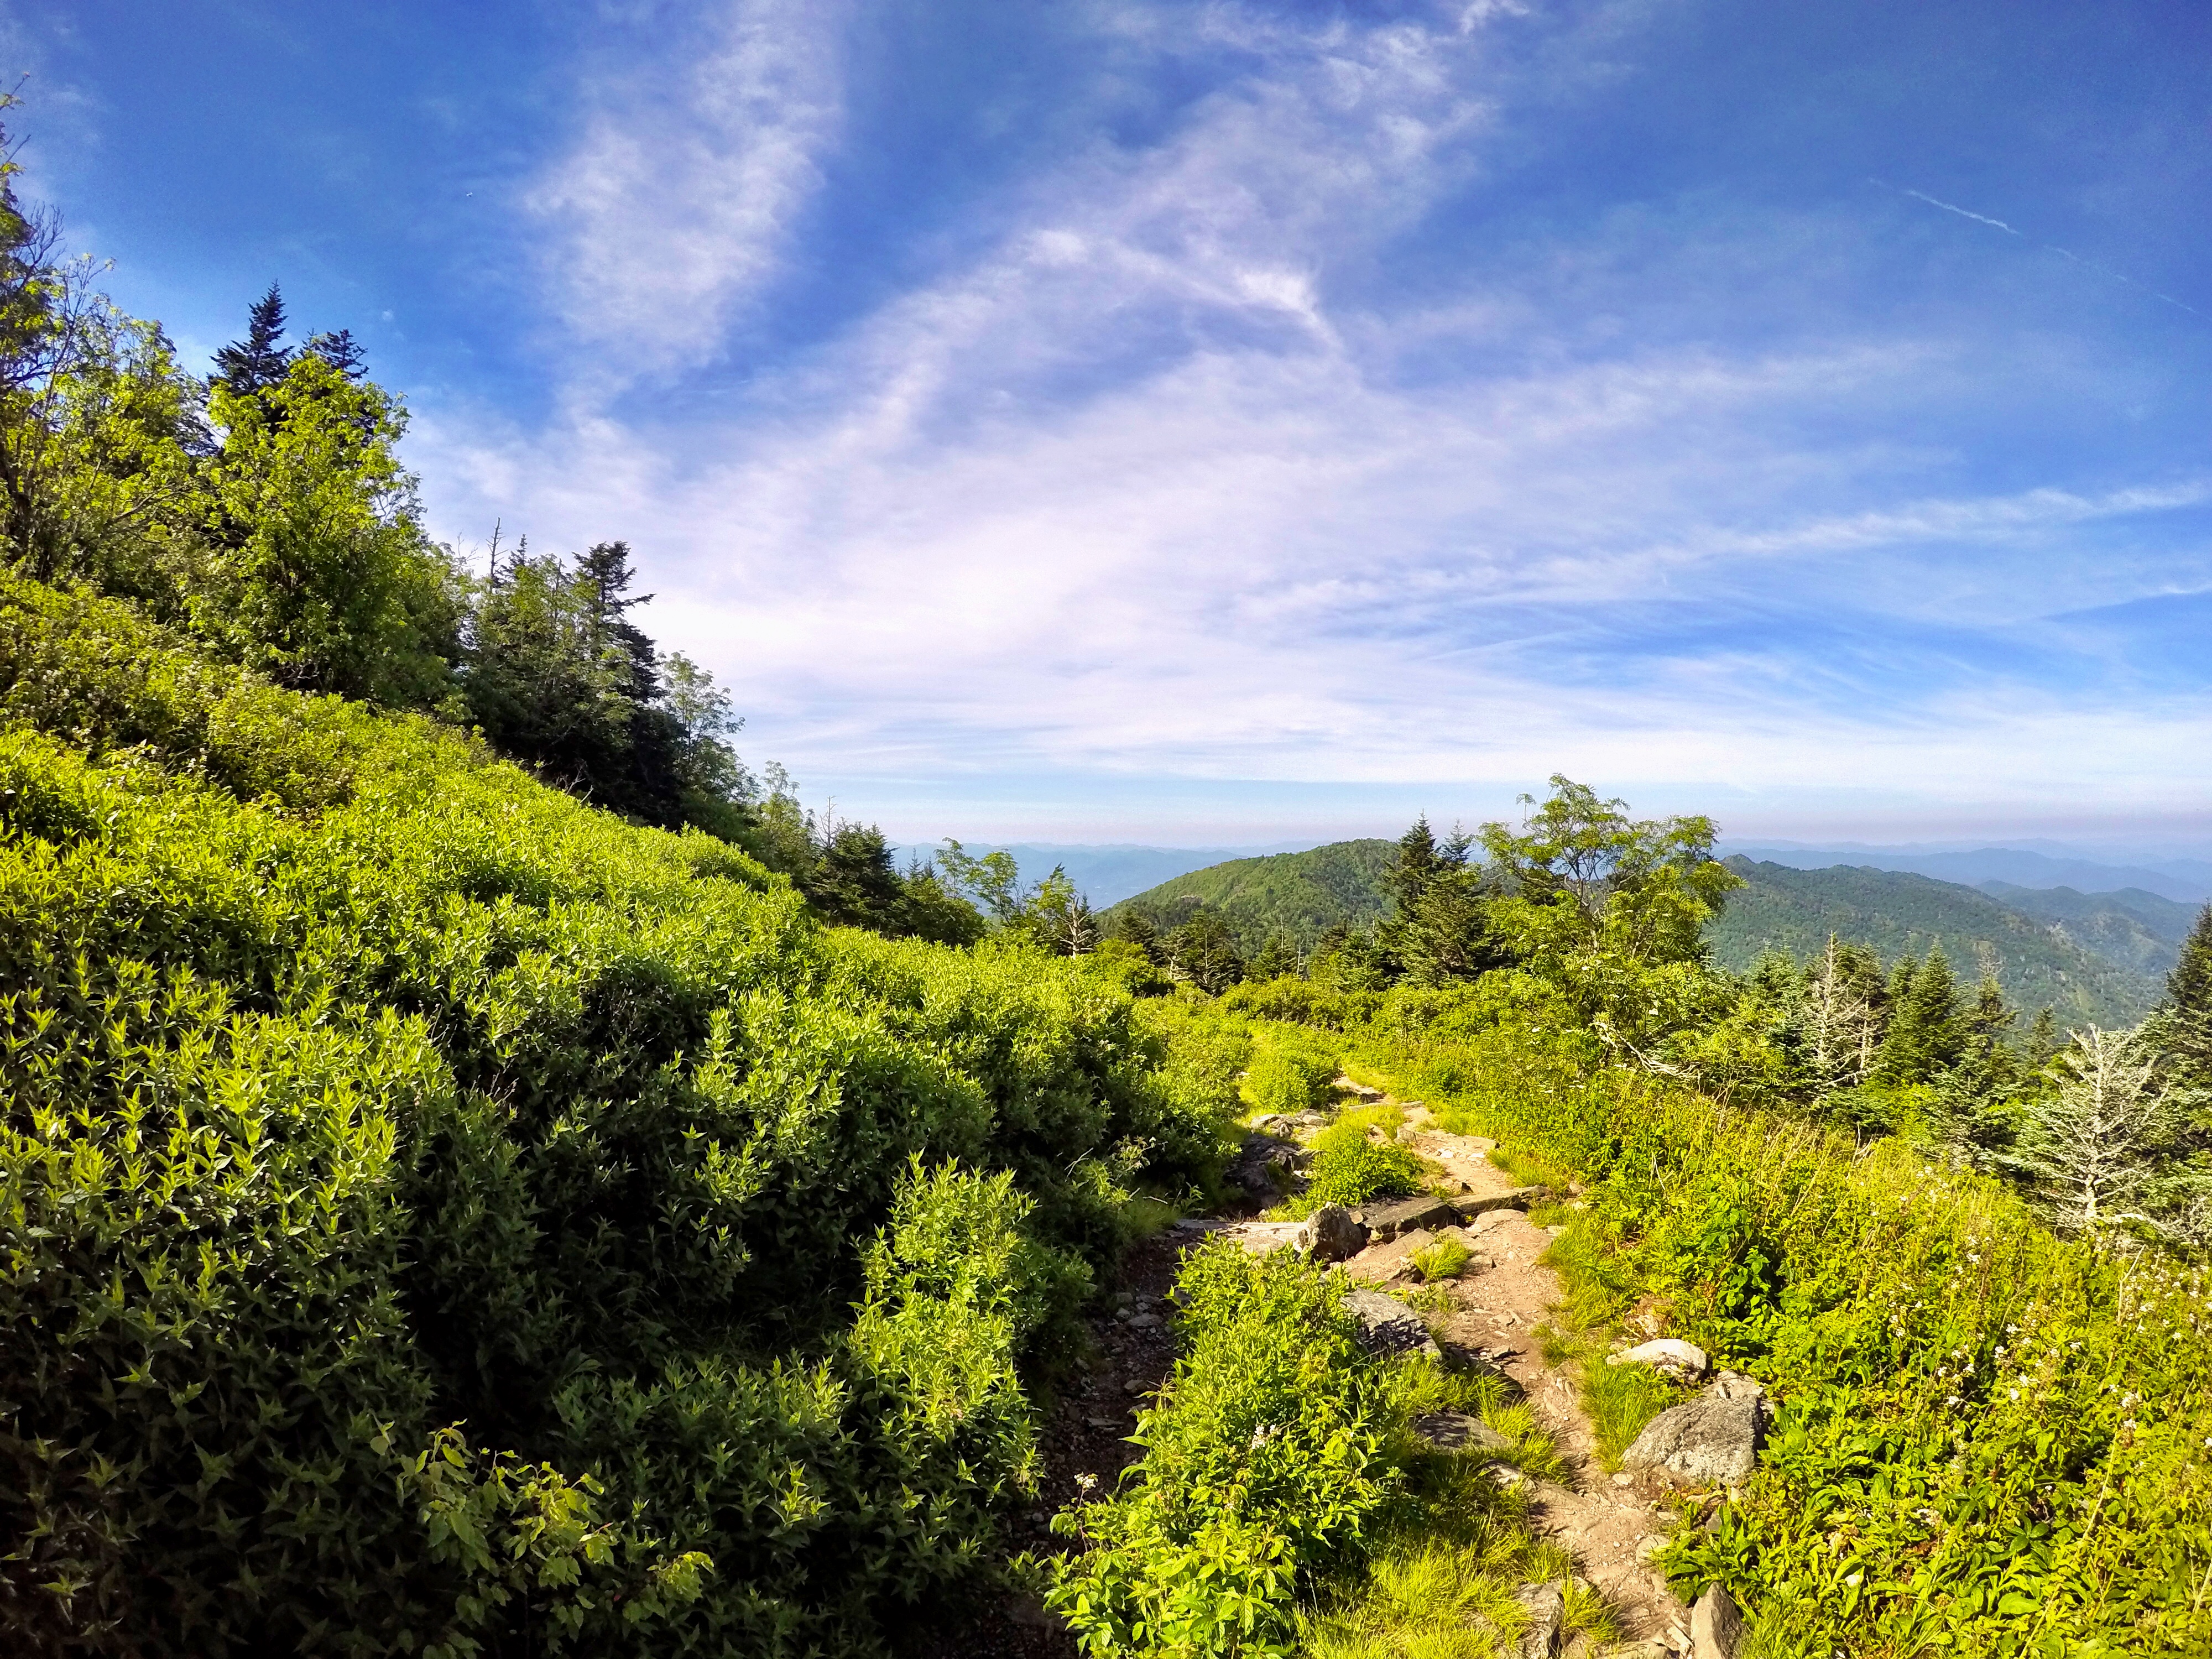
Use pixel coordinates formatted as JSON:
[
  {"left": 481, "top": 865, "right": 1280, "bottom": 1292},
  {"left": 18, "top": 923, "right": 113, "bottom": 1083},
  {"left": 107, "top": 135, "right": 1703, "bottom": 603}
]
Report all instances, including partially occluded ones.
[
  {"left": 1048, "top": 1241, "right": 1600, "bottom": 1658},
  {"left": 0, "top": 574, "right": 1248, "bottom": 1656},
  {"left": 1341, "top": 1001, "right": 2212, "bottom": 1657}
]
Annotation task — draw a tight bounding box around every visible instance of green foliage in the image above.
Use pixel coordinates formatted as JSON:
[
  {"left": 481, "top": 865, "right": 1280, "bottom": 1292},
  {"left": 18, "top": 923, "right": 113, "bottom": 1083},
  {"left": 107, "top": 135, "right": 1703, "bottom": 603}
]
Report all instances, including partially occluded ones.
[
  {"left": 1047, "top": 1243, "right": 1406, "bottom": 1657},
  {"left": 1244, "top": 1024, "right": 1341, "bottom": 1118},
  {"left": 1305, "top": 1119, "right": 1423, "bottom": 1209},
  {"left": 1377, "top": 815, "right": 1497, "bottom": 987},
  {"left": 0, "top": 575, "right": 1244, "bottom": 1655}
]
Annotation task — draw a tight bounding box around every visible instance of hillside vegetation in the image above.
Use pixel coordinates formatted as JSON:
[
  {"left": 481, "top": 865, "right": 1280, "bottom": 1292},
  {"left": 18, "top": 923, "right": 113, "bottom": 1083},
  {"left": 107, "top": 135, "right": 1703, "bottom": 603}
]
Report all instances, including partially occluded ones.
[
  {"left": 1978, "top": 880, "right": 2199, "bottom": 980},
  {"left": 1108, "top": 839, "right": 1396, "bottom": 950},
  {"left": 1709, "top": 859, "right": 2163, "bottom": 1025}
]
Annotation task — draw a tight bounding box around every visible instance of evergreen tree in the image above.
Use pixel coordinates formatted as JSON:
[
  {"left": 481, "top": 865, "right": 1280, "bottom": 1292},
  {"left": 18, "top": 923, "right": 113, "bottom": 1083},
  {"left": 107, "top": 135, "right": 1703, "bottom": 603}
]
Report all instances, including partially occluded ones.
[
  {"left": 1247, "top": 929, "right": 1301, "bottom": 982},
  {"left": 1876, "top": 945, "right": 1964, "bottom": 1086},
  {"left": 1166, "top": 907, "right": 1244, "bottom": 995},
  {"left": 806, "top": 823, "right": 908, "bottom": 931},
  {"left": 305, "top": 327, "right": 366, "bottom": 381},
  {"left": 1379, "top": 813, "right": 1493, "bottom": 987},
  {"left": 213, "top": 284, "right": 293, "bottom": 395},
  {"left": 2161, "top": 905, "right": 2212, "bottom": 1084},
  {"left": 1108, "top": 909, "right": 1162, "bottom": 964}
]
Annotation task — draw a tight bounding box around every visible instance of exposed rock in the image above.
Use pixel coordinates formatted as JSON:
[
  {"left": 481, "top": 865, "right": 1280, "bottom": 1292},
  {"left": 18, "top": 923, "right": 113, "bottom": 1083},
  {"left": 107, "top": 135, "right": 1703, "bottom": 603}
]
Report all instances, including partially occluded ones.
[
  {"left": 1357, "top": 1193, "right": 1460, "bottom": 1240},
  {"left": 1691, "top": 1585, "right": 1743, "bottom": 1659},
  {"left": 1609, "top": 1338, "right": 1709, "bottom": 1383},
  {"left": 1485, "top": 1460, "right": 1527, "bottom": 1490},
  {"left": 1296, "top": 1204, "right": 1369, "bottom": 1263},
  {"left": 1452, "top": 1186, "right": 1546, "bottom": 1219},
  {"left": 1708, "top": 1370, "right": 1765, "bottom": 1401},
  {"left": 1514, "top": 1581, "right": 1564, "bottom": 1659},
  {"left": 1229, "top": 1131, "right": 1301, "bottom": 1199},
  {"left": 1621, "top": 1387, "right": 1768, "bottom": 1487},
  {"left": 1222, "top": 1220, "right": 1306, "bottom": 1255},
  {"left": 1412, "top": 1411, "right": 1513, "bottom": 1454},
  {"left": 1341, "top": 1288, "right": 1439, "bottom": 1358}
]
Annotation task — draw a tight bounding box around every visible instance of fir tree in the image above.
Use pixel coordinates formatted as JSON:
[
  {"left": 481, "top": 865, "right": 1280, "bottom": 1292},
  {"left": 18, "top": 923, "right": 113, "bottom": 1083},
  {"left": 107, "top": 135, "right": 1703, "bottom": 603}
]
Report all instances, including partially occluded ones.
[
  {"left": 1247, "top": 929, "right": 1302, "bottom": 982},
  {"left": 2162, "top": 905, "right": 2212, "bottom": 1084},
  {"left": 1877, "top": 945, "right": 1964, "bottom": 1086},
  {"left": 305, "top": 327, "right": 366, "bottom": 380},
  {"left": 213, "top": 283, "right": 293, "bottom": 395}
]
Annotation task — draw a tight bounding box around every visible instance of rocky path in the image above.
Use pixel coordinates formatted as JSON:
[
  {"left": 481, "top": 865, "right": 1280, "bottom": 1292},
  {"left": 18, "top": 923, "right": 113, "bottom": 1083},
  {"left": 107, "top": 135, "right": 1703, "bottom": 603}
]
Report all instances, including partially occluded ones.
[
  {"left": 1385, "top": 1104, "right": 1695, "bottom": 1653},
  {"left": 944, "top": 1081, "right": 1713, "bottom": 1658}
]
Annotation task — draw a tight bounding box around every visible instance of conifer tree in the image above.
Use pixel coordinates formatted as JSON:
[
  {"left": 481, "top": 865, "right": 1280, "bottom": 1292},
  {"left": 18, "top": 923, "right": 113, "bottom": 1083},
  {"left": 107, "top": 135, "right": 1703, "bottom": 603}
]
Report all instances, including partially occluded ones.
[
  {"left": 1877, "top": 945, "right": 1964, "bottom": 1085},
  {"left": 2162, "top": 905, "right": 2212, "bottom": 1084},
  {"left": 213, "top": 283, "right": 293, "bottom": 395},
  {"left": 1247, "top": 929, "right": 1301, "bottom": 982}
]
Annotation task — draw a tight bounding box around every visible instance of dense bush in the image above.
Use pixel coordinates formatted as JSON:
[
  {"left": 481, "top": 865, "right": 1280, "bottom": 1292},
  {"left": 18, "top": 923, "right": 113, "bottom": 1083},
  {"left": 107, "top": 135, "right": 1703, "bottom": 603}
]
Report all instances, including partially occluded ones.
[
  {"left": 0, "top": 574, "right": 1238, "bottom": 1655},
  {"left": 1244, "top": 1022, "right": 1341, "bottom": 1118}
]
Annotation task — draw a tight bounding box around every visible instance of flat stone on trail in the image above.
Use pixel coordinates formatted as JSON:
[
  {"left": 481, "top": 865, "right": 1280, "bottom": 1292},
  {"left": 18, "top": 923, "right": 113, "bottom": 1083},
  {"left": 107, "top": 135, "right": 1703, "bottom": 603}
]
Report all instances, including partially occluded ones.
[
  {"left": 1452, "top": 1186, "right": 1546, "bottom": 1219},
  {"left": 1609, "top": 1338, "right": 1709, "bottom": 1383},
  {"left": 1621, "top": 1385, "right": 1769, "bottom": 1488},
  {"left": 1412, "top": 1411, "right": 1513, "bottom": 1453},
  {"left": 1341, "top": 1288, "right": 1439, "bottom": 1358},
  {"left": 1220, "top": 1220, "right": 1306, "bottom": 1254},
  {"left": 1356, "top": 1194, "right": 1460, "bottom": 1239}
]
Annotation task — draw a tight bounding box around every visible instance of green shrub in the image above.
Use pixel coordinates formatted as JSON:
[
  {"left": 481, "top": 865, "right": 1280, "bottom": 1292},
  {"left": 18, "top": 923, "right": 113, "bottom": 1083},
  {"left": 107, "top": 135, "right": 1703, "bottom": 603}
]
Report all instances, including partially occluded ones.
[
  {"left": 1047, "top": 1241, "right": 1407, "bottom": 1657},
  {"left": 1410, "top": 1237, "right": 1471, "bottom": 1282},
  {"left": 1306, "top": 1120, "right": 1423, "bottom": 1208},
  {"left": 0, "top": 575, "right": 1241, "bottom": 1655}
]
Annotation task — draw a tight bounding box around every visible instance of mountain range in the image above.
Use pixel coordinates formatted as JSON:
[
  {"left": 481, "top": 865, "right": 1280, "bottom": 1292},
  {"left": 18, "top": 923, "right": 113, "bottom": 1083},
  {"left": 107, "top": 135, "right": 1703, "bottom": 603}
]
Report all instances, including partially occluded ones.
[{"left": 1099, "top": 841, "right": 2202, "bottom": 1027}]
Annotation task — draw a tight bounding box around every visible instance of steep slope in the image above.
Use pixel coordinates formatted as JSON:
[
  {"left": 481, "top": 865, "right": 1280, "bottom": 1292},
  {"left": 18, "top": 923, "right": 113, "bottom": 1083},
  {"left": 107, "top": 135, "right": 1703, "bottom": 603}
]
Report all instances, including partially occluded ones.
[
  {"left": 1107, "top": 838, "right": 1397, "bottom": 947},
  {"left": 1976, "top": 881, "right": 2203, "bottom": 981},
  {"left": 1710, "top": 858, "right": 2162, "bottom": 1024}
]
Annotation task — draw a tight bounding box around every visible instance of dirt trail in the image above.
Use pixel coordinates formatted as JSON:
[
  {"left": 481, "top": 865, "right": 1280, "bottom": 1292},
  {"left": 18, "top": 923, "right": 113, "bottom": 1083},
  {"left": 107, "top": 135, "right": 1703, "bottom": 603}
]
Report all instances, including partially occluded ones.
[
  {"left": 941, "top": 1083, "right": 1694, "bottom": 1658},
  {"left": 1384, "top": 1100, "right": 1693, "bottom": 1650}
]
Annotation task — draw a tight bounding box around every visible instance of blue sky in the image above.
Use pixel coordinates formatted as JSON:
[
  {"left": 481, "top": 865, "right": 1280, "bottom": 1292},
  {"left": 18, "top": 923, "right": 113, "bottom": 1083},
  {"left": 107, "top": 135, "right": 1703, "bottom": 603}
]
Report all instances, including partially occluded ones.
[{"left": 11, "top": 0, "right": 2211, "bottom": 846}]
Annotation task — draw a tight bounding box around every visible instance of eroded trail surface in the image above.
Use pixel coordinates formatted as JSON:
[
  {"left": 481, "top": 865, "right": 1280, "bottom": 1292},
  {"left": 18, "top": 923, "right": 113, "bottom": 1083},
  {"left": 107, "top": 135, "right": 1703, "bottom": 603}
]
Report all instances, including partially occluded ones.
[{"left": 1388, "top": 1103, "right": 1693, "bottom": 1651}]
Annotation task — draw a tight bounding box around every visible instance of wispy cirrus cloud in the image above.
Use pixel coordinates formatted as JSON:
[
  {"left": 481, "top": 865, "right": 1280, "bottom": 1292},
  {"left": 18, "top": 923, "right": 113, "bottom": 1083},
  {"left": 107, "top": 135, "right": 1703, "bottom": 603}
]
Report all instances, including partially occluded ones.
[
  {"left": 409, "top": 0, "right": 2212, "bottom": 838},
  {"left": 525, "top": 0, "right": 851, "bottom": 378}
]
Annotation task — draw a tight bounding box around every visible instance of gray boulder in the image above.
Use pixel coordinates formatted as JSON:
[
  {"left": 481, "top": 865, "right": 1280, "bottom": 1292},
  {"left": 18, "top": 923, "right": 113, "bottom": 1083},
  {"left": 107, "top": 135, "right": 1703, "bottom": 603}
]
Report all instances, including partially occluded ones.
[
  {"left": 1297, "top": 1204, "right": 1368, "bottom": 1263},
  {"left": 1342, "top": 1288, "right": 1438, "bottom": 1358},
  {"left": 1357, "top": 1193, "right": 1460, "bottom": 1240},
  {"left": 1514, "top": 1581, "right": 1563, "bottom": 1658},
  {"left": 1621, "top": 1385, "right": 1768, "bottom": 1487},
  {"left": 1609, "top": 1338, "right": 1709, "bottom": 1383}
]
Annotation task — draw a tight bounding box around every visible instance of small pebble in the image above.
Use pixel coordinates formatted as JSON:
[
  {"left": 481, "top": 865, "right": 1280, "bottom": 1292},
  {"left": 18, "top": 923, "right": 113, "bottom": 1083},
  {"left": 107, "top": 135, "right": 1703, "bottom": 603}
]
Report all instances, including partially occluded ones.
[{"left": 1612, "top": 1472, "right": 1633, "bottom": 1488}]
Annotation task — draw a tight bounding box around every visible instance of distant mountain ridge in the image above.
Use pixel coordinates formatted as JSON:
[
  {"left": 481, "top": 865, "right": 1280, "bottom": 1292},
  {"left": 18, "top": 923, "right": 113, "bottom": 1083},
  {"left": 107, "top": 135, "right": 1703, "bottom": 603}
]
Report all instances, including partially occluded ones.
[
  {"left": 1104, "top": 841, "right": 2174, "bottom": 1026},
  {"left": 1710, "top": 859, "right": 2162, "bottom": 1026},
  {"left": 1724, "top": 843, "right": 2212, "bottom": 904}
]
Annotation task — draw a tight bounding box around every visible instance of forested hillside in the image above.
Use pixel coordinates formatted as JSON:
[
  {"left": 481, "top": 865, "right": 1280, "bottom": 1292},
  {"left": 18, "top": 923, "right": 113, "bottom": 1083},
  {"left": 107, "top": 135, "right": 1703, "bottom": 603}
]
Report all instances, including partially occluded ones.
[
  {"left": 1978, "top": 880, "right": 2199, "bottom": 980},
  {"left": 1710, "top": 858, "right": 2162, "bottom": 1025},
  {"left": 1107, "top": 838, "right": 1396, "bottom": 949}
]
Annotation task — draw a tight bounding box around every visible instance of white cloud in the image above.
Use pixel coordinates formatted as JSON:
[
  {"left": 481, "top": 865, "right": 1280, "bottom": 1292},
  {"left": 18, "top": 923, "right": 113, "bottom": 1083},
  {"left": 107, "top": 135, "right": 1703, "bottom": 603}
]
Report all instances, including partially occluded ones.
[
  {"left": 412, "top": 0, "right": 2212, "bottom": 836},
  {"left": 525, "top": 0, "right": 849, "bottom": 378}
]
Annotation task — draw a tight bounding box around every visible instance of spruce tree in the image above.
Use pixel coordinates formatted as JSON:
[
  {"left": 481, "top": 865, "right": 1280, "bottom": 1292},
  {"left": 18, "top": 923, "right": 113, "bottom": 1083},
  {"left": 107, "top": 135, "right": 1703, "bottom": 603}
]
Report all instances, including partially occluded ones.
[
  {"left": 1878, "top": 945, "right": 1964, "bottom": 1085},
  {"left": 214, "top": 283, "right": 293, "bottom": 394},
  {"left": 2160, "top": 904, "right": 2212, "bottom": 1083}
]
